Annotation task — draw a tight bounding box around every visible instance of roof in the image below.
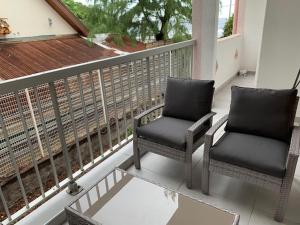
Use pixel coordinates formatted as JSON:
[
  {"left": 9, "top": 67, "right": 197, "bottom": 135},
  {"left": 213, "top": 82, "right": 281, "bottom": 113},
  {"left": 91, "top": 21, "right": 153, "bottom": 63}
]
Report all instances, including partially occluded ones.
[
  {"left": 0, "top": 36, "right": 117, "bottom": 80},
  {"left": 46, "top": 0, "right": 89, "bottom": 37}
]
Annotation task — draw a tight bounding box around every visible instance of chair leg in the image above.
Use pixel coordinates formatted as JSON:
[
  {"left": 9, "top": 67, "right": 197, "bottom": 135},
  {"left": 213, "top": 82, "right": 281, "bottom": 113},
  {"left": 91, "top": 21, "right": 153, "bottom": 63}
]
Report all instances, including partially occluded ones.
[
  {"left": 201, "top": 162, "right": 210, "bottom": 195},
  {"left": 133, "top": 139, "right": 141, "bottom": 169},
  {"left": 274, "top": 156, "right": 297, "bottom": 222},
  {"left": 274, "top": 185, "right": 290, "bottom": 222},
  {"left": 185, "top": 159, "right": 192, "bottom": 189}
]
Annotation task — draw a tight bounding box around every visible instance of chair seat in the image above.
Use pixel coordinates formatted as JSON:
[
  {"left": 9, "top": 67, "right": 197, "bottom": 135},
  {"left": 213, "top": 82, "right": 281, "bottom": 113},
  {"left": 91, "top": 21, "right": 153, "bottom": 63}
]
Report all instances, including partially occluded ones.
[
  {"left": 136, "top": 117, "right": 209, "bottom": 151},
  {"left": 210, "top": 132, "right": 289, "bottom": 178}
]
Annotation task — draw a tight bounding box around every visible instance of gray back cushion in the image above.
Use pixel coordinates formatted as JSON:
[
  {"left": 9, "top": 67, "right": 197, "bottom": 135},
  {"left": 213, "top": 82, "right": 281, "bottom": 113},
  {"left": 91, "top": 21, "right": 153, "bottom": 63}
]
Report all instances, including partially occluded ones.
[
  {"left": 225, "top": 86, "right": 298, "bottom": 142},
  {"left": 162, "top": 78, "right": 215, "bottom": 121}
]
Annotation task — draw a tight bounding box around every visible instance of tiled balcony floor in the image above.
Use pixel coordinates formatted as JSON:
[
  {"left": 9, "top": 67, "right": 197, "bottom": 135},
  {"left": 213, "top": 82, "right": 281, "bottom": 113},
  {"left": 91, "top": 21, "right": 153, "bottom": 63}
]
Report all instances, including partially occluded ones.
[{"left": 127, "top": 74, "right": 300, "bottom": 225}]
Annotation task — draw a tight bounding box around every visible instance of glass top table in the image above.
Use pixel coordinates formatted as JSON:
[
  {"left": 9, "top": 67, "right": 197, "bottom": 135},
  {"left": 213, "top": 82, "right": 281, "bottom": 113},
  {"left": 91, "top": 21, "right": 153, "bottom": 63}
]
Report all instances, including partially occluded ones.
[{"left": 65, "top": 169, "right": 239, "bottom": 225}]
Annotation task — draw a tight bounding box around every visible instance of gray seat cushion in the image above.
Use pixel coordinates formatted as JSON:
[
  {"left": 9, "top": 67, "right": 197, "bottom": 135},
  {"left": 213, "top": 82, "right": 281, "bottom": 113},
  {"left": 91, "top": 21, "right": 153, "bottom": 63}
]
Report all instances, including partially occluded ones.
[
  {"left": 136, "top": 117, "right": 209, "bottom": 150},
  {"left": 225, "top": 86, "right": 298, "bottom": 142},
  {"left": 163, "top": 78, "right": 215, "bottom": 121},
  {"left": 210, "top": 132, "right": 289, "bottom": 178}
]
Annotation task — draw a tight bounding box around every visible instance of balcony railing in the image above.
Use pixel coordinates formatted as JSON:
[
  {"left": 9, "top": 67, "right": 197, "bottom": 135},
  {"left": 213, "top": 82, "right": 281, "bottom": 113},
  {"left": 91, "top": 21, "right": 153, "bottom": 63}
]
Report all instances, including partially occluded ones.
[{"left": 0, "top": 40, "right": 195, "bottom": 224}]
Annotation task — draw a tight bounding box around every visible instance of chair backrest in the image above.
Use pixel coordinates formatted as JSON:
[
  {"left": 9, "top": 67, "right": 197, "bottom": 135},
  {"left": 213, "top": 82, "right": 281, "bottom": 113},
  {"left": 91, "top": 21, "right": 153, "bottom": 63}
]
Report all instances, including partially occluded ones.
[
  {"left": 225, "top": 86, "right": 298, "bottom": 143},
  {"left": 162, "top": 78, "right": 215, "bottom": 121}
]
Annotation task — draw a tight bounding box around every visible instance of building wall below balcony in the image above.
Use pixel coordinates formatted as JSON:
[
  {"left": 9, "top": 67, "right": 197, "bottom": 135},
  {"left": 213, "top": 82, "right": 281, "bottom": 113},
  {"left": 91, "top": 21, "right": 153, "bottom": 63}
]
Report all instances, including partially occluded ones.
[{"left": 214, "top": 34, "right": 242, "bottom": 90}]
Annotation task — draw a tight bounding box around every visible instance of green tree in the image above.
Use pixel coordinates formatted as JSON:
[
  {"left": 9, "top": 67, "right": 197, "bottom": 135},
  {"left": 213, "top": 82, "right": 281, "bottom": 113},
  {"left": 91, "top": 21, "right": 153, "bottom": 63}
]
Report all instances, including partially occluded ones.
[
  {"left": 62, "top": 0, "right": 89, "bottom": 21},
  {"left": 222, "top": 15, "right": 234, "bottom": 38},
  {"left": 127, "top": 0, "right": 192, "bottom": 42},
  {"left": 84, "top": 0, "right": 133, "bottom": 46},
  {"left": 63, "top": 0, "right": 193, "bottom": 43}
]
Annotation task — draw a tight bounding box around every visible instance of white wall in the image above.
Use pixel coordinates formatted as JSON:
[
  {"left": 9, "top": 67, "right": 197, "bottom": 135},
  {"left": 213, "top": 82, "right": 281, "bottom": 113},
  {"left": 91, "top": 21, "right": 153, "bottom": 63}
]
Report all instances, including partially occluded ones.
[
  {"left": 0, "top": 0, "right": 76, "bottom": 39},
  {"left": 239, "top": 0, "right": 267, "bottom": 72},
  {"left": 192, "top": 0, "right": 219, "bottom": 80},
  {"left": 256, "top": 0, "right": 300, "bottom": 90},
  {"left": 214, "top": 34, "right": 242, "bottom": 89}
]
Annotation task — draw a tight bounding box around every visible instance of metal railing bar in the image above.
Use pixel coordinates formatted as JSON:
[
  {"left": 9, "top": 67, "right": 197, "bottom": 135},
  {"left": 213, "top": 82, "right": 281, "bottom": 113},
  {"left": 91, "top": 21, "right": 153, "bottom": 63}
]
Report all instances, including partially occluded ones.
[
  {"left": 86, "top": 192, "right": 92, "bottom": 207},
  {"left": 104, "top": 177, "right": 109, "bottom": 192},
  {"left": 113, "top": 170, "right": 117, "bottom": 184},
  {"left": 63, "top": 79, "right": 84, "bottom": 171},
  {"left": 146, "top": 57, "right": 152, "bottom": 108},
  {"left": 88, "top": 72, "right": 104, "bottom": 156},
  {"left": 158, "top": 54, "right": 163, "bottom": 105},
  {"left": 126, "top": 63, "right": 134, "bottom": 129},
  {"left": 163, "top": 52, "right": 167, "bottom": 91},
  {"left": 14, "top": 91, "right": 45, "bottom": 198},
  {"left": 99, "top": 68, "right": 113, "bottom": 150},
  {"left": 95, "top": 184, "right": 100, "bottom": 198},
  {"left": 178, "top": 48, "right": 181, "bottom": 77},
  {"left": 119, "top": 65, "right": 128, "bottom": 140},
  {"left": 141, "top": 59, "right": 146, "bottom": 110},
  {"left": 133, "top": 61, "right": 140, "bottom": 114},
  {"left": 190, "top": 46, "right": 194, "bottom": 77},
  {"left": 33, "top": 86, "right": 60, "bottom": 188},
  {"left": 109, "top": 67, "right": 121, "bottom": 145},
  {"left": 152, "top": 56, "right": 159, "bottom": 118},
  {"left": 153, "top": 56, "right": 158, "bottom": 106},
  {"left": 169, "top": 50, "right": 173, "bottom": 77},
  {"left": 0, "top": 185, "right": 11, "bottom": 221},
  {"left": 77, "top": 75, "right": 94, "bottom": 164},
  {"left": 48, "top": 82, "right": 74, "bottom": 181},
  {"left": 0, "top": 112, "right": 29, "bottom": 209},
  {"left": 25, "top": 89, "right": 45, "bottom": 158}
]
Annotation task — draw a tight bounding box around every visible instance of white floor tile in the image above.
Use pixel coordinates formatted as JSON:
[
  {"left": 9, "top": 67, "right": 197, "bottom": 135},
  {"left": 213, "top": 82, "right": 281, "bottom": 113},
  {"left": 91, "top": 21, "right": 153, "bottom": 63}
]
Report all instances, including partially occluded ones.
[{"left": 127, "top": 165, "right": 184, "bottom": 191}]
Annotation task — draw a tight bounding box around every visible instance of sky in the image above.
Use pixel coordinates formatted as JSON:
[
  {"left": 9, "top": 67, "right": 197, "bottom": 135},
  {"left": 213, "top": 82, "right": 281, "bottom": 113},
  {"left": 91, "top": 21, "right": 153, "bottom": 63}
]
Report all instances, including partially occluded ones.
[
  {"left": 219, "top": 0, "right": 235, "bottom": 18},
  {"left": 75, "top": 0, "right": 235, "bottom": 19}
]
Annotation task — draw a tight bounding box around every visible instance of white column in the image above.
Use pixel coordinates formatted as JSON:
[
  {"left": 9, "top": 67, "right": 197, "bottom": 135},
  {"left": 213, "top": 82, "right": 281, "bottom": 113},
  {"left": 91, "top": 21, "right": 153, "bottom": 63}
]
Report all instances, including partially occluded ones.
[{"left": 192, "top": 0, "right": 219, "bottom": 80}]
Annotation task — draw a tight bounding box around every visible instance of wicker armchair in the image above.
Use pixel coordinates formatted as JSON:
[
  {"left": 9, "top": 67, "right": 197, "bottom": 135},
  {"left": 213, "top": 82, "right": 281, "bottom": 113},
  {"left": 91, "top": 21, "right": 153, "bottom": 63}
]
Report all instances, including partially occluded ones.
[
  {"left": 202, "top": 86, "right": 299, "bottom": 222},
  {"left": 133, "top": 78, "right": 215, "bottom": 188}
]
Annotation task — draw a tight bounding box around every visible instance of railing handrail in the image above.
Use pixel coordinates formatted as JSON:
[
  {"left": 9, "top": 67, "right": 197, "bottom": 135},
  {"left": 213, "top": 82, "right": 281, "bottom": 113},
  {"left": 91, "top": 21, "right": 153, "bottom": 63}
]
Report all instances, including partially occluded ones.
[{"left": 0, "top": 39, "right": 195, "bottom": 94}]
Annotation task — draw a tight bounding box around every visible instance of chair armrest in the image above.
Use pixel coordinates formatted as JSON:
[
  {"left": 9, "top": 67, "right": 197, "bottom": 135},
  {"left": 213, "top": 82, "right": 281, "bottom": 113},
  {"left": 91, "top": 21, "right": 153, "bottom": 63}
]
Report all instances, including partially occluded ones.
[
  {"left": 206, "top": 114, "right": 228, "bottom": 137},
  {"left": 284, "top": 126, "right": 300, "bottom": 183},
  {"left": 186, "top": 112, "right": 216, "bottom": 154},
  {"left": 204, "top": 114, "right": 228, "bottom": 151},
  {"left": 134, "top": 103, "right": 165, "bottom": 128},
  {"left": 288, "top": 126, "right": 300, "bottom": 157},
  {"left": 187, "top": 112, "right": 216, "bottom": 135}
]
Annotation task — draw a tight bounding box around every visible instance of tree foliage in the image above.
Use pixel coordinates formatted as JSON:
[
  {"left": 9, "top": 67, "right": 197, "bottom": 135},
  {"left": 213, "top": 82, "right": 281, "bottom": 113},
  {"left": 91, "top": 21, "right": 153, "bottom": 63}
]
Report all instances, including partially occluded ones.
[
  {"left": 223, "top": 15, "right": 234, "bottom": 38},
  {"left": 127, "top": 0, "right": 192, "bottom": 42},
  {"left": 62, "top": 0, "right": 89, "bottom": 20},
  {"left": 63, "top": 0, "right": 192, "bottom": 43}
]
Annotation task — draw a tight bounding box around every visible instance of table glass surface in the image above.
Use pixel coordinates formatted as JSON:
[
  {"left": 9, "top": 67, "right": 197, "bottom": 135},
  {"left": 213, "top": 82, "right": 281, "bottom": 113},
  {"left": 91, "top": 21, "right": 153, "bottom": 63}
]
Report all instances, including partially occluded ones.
[{"left": 70, "top": 169, "right": 236, "bottom": 225}]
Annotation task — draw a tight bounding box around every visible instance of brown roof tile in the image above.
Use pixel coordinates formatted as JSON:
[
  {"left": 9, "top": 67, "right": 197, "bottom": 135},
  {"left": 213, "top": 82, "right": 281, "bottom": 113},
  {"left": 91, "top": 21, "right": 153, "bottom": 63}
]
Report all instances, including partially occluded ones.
[{"left": 0, "top": 36, "right": 117, "bottom": 80}]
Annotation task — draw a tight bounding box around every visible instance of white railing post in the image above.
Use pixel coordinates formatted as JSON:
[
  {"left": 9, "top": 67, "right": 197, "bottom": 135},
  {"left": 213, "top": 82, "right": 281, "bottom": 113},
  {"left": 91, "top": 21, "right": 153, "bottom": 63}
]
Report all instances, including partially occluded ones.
[
  {"left": 25, "top": 88, "right": 45, "bottom": 157},
  {"left": 48, "top": 82, "right": 82, "bottom": 195}
]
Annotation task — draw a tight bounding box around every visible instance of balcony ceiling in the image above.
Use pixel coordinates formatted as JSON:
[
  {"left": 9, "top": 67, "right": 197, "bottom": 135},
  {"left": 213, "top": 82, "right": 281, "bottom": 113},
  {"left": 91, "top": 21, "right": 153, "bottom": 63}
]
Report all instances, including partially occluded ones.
[{"left": 0, "top": 36, "right": 117, "bottom": 80}]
